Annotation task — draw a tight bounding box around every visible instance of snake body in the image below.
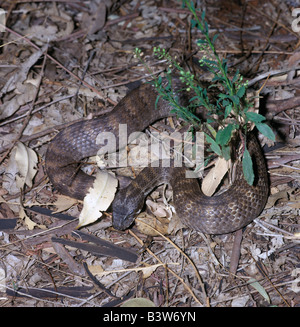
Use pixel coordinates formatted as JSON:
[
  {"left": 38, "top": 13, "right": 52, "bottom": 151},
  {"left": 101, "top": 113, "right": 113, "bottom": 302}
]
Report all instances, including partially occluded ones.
[{"left": 45, "top": 79, "right": 269, "bottom": 234}]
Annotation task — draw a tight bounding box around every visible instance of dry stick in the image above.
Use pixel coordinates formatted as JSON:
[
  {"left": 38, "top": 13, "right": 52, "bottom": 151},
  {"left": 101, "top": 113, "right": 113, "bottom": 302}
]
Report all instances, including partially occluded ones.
[
  {"left": 249, "top": 252, "right": 291, "bottom": 307},
  {"left": 252, "top": 11, "right": 280, "bottom": 74},
  {"left": 199, "top": 49, "right": 293, "bottom": 55},
  {"left": 99, "top": 69, "right": 165, "bottom": 90},
  {"left": 121, "top": 0, "right": 141, "bottom": 30},
  {"left": 129, "top": 223, "right": 209, "bottom": 306},
  {"left": 248, "top": 2, "right": 300, "bottom": 41},
  {"left": 3, "top": 250, "right": 95, "bottom": 305},
  {"left": 104, "top": 12, "right": 139, "bottom": 28},
  {"left": 248, "top": 67, "right": 300, "bottom": 87},
  {"left": 0, "top": 219, "right": 78, "bottom": 250},
  {"left": 0, "top": 47, "right": 48, "bottom": 165},
  {"left": 0, "top": 94, "right": 75, "bottom": 128},
  {"left": 75, "top": 49, "right": 96, "bottom": 100},
  {"left": 0, "top": 23, "right": 111, "bottom": 162},
  {"left": 128, "top": 229, "right": 204, "bottom": 306},
  {"left": 16, "top": 50, "right": 47, "bottom": 140},
  {"left": 229, "top": 229, "right": 243, "bottom": 275},
  {"left": 0, "top": 24, "right": 104, "bottom": 99}
]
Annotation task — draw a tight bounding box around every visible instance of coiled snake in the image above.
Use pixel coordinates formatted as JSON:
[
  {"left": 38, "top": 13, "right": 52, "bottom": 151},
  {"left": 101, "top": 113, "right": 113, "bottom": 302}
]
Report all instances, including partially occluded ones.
[{"left": 45, "top": 79, "right": 269, "bottom": 234}]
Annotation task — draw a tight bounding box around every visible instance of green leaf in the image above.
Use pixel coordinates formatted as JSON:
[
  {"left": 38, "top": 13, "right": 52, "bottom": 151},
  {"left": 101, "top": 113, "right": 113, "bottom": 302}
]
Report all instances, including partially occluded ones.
[
  {"left": 255, "top": 122, "right": 276, "bottom": 141},
  {"left": 201, "top": 58, "right": 218, "bottom": 67},
  {"left": 249, "top": 278, "right": 270, "bottom": 304},
  {"left": 191, "top": 18, "right": 198, "bottom": 29},
  {"left": 224, "top": 104, "right": 232, "bottom": 118},
  {"left": 229, "top": 95, "right": 240, "bottom": 105},
  {"left": 211, "top": 75, "right": 221, "bottom": 82},
  {"left": 232, "top": 69, "right": 240, "bottom": 83},
  {"left": 218, "top": 93, "right": 230, "bottom": 99},
  {"left": 222, "top": 99, "right": 229, "bottom": 106},
  {"left": 221, "top": 144, "right": 231, "bottom": 161},
  {"left": 197, "top": 39, "right": 207, "bottom": 45},
  {"left": 189, "top": 95, "right": 200, "bottom": 103},
  {"left": 245, "top": 112, "right": 265, "bottom": 123},
  {"left": 206, "top": 134, "right": 222, "bottom": 156},
  {"left": 236, "top": 85, "right": 246, "bottom": 98},
  {"left": 204, "top": 21, "right": 209, "bottom": 33},
  {"left": 190, "top": 0, "right": 195, "bottom": 11},
  {"left": 212, "top": 33, "right": 219, "bottom": 43},
  {"left": 242, "top": 147, "right": 254, "bottom": 185},
  {"left": 207, "top": 118, "right": 215, "bottom": 124},
  {"left": 205, "top": 124, "right": 217, "bottom": 138},
  {"left": 222, "top": 60, "right": 228, "bottom": 75},
  {"left": 154, "top": 95, "right": 160, "bottom": 109},
  {"left": 216, "top": 124, "right": 235, "bottom": 146}
]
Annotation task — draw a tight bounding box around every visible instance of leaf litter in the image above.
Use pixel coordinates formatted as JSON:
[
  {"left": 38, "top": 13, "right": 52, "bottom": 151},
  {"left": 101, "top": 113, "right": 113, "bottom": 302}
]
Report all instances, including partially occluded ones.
[{"left": 0, "top": 0, "right": 299, "bottom": 308}]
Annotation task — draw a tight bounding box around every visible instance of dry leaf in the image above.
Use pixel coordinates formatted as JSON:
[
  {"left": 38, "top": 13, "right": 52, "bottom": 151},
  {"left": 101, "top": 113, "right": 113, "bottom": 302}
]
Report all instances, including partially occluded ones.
[
  {"left": 87, "top": 265, "right": 104, "bottom": 275},
  {"left": 121, "top": 298, "right": 155, "bottom": 307},
  {"left": 265, "top": 190, "right": 288, "bottom": 209},
  {"left": 0, "top": 45, "right": 45, "bottom": 100},
  {"left": 88, "top": 263, "right": 167, "bottom": 278},
  {"left": 77, "top": 171, "right": 118, "bottom": 228},
  {"left": 19, "top": 206, "right": 46, "bottom": 230},
  {"left": 2, "top": 148, "right": 19, "bottom": 195},
  {"left": 139, "top": 263, "right": 162, "bottom": 278},
  {"left": 15, "top": 142, "right": 38, "bottom": 189},
  {"left": 0, "top": 82, "right": 37, "bottom": 120},
  {"left": 145, "top": 199, "right": 173, "bottom": 219},
  {"left": 167, "top": 213, "right": 185, "bottom": 234},
  {"left": 26, "top": 9, "right": 74, "bottom": 43},
  {"left": 51, "top": 195, "right": 78, "bottom": 213},
  {"left": 202, "top": 157, "right": 229, "bottom": 196},
  {"left": 135, "top": 213, "right": 169, "bottom": 236}
]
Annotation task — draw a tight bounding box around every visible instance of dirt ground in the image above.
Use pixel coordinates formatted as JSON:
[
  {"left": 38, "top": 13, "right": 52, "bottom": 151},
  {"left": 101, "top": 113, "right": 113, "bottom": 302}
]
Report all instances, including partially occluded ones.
[{"left": 0, "top": 0, "right": 299, "bottom": 307}]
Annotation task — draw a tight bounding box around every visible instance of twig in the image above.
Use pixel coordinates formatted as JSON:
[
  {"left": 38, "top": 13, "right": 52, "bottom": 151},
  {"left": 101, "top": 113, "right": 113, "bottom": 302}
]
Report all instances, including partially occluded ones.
[
  {"left": 104, "top": 12, "right": 139, "bottom": 28},
  {"left": 0, "top": 94, "right": 75, "bottom": 128},
  {"left": 248, "top": 2, "right": 299, "bottom": 41},
  {"left": 249, "top": 252, "right": 291, "bottom": 307},
  {"left": 129, "top": 223, "right": 208, "bottom": 306},
  {"left": 229, "top": 229, "right": 243, "bottom": 275},
  {"left": 16, "top": 46, "right": 47, "bottom": 141},
  {"left": 75, "top": 49, "right": 96, "bottom": 100},
  {"left": 0, "top": 24, "right": 104, "bottom": 98},
  {"left": 0, "top": 47, "right": 47, "bottom": 165},
  {"left": 248, "top": 67, "right": 300, "bottom": 86}
]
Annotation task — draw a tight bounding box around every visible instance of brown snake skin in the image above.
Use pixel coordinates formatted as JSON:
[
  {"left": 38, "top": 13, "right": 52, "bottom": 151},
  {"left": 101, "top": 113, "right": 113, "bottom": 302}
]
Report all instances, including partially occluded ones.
[{"left": 45, "top": 79, "right": 269, "bottom": 234}]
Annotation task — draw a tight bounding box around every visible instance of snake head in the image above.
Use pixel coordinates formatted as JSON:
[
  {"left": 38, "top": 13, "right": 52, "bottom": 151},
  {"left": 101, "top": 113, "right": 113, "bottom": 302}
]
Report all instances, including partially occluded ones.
[{"left": 112, "top": 188, "right": 144, "bottom": 230}]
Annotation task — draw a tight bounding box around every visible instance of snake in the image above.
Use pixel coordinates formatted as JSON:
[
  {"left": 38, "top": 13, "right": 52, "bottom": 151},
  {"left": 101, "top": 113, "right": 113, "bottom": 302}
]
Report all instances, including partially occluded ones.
[{"left": 45, "top": 78, "right": 269, "bottom": 234}]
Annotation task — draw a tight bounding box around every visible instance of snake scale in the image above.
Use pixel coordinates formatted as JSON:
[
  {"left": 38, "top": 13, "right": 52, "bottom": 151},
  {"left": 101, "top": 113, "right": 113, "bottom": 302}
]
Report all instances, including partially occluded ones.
[{"left": 45, "top": 78, "right": 269, "bottom": 234}]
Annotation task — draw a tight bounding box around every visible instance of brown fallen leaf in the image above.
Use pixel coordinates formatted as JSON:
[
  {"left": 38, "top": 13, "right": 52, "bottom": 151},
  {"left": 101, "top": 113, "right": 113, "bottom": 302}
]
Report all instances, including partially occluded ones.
[{"left": 135, "top": 213, "right": 169, "bottom": 236}]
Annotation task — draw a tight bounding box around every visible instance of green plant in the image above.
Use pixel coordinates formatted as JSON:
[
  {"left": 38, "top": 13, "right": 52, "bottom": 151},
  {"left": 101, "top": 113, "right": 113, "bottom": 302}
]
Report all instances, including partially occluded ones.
[{"left": 134, "top": 0, "right": 275, "bottom": 184}]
